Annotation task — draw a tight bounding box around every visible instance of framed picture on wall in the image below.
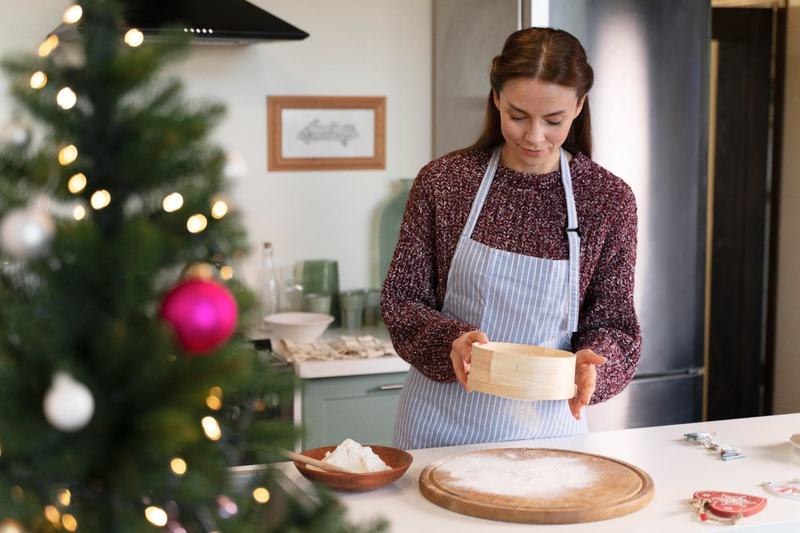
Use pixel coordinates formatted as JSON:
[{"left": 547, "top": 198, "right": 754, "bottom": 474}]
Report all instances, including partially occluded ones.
[{"left": 267, "top": 95, "right": 386, "bottom": 171}]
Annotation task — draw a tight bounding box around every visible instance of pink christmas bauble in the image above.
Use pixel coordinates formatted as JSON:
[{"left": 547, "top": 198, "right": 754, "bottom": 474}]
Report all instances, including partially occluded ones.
[{"left": 159, "top": 278, "right": 238, "bottom": 355}]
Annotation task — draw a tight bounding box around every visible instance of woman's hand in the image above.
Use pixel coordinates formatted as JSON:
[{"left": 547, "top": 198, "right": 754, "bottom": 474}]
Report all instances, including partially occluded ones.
[
  {"left": 450, "top": 330, "right": 489, "bottom": 392},
  {"left": 568, "top": 349, "right": 607, "bottom": 420}
]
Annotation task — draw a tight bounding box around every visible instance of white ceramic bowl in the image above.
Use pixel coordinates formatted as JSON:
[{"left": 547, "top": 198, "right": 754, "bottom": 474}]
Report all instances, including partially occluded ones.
[{"left": 263, "top": 312, "right": 334, "bottom": 342}]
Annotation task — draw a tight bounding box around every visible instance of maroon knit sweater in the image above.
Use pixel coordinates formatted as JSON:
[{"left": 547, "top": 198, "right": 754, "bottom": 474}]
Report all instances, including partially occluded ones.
[{"left": 380, "top": 148, "right": 641, "bottom": 404}]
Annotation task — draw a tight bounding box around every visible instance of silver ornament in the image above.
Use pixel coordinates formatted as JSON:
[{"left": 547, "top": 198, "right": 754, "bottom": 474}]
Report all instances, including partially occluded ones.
[
  {"left": 0, "top": 206, "right": 55, "bottom": 260},
  {"left": 43, "top": 371, "right": 95, "bottom": 432}
]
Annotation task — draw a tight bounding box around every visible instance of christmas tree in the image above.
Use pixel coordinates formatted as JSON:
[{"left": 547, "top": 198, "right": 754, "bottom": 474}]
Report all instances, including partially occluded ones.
[{"left": 0, "top": 1, "right": 384, "bottom": 531}]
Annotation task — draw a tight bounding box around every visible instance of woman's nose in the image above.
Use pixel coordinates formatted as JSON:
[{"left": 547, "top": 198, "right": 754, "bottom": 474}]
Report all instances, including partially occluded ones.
[{"left": 524, "top": 124, "right": 545, "bottom": 144}]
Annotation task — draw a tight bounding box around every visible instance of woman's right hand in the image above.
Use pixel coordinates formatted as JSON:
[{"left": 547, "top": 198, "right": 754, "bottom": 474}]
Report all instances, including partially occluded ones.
[{"left": 450, "top": 330, "right": 489, "bottom": 392}]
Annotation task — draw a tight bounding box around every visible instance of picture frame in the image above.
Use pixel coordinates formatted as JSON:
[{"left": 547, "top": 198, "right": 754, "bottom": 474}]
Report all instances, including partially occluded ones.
[{"left": 267, "top": 95, "right": 386, "bottom": 171}]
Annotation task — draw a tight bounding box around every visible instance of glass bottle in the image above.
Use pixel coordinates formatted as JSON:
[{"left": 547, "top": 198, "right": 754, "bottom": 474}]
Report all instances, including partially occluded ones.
[
  {"left": 278, "top": 265, "right": 303, "bottom": 312},
  {"left": 257, "top": 242, "right": 279, "bottom": 327}
]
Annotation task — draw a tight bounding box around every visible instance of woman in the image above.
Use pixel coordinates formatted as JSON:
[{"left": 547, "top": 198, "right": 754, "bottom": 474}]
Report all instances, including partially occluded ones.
[{"left": 381, "top": 27, "right": 641, "bottom": 450}]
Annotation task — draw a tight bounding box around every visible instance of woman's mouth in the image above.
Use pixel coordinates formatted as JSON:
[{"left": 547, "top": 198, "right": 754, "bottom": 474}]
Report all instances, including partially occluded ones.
[{"left": 520, "top": 146, "right": 547, "bottom": 157}]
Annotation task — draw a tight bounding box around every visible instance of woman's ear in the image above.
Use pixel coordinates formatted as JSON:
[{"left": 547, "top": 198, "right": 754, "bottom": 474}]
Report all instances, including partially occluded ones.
[
  {"left": 575, "top": 94, "right": 588, "bottom": 117},
  {"left": 492, "top": 89, "right": 501, "bottom": 110}
]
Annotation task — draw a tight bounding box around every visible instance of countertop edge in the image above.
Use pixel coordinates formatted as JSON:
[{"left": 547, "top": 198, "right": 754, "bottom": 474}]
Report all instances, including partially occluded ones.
[{"left": 295, "top": 356, "right": 410, "bottom": 379}]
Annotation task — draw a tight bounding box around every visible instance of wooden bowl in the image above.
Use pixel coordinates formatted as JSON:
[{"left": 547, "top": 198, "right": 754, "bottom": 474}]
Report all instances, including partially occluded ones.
[
  {"left": 292, "top": 445, "right": 413, "bottom": 492},
  {"left": 467, "top": 342, "right": 576, "bottom": 401}
]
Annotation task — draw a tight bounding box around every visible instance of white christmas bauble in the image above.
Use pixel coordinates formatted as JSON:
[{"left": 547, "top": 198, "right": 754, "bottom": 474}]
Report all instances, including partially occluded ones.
[
  {"left": 0, "top": 206, "right": 55, "bottom": 260},
  {"left": 223, "top": 150, "right": 248, "bottom": 180},
  {"left": 43, "top": 371, "right": 95, "bottom": 432},
  {"left": 0, "top": 118, "right": 32, "bottom": 148}
]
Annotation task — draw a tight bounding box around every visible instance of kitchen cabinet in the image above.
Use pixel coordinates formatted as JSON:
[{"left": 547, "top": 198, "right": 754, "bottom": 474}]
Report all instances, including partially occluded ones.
[
  {"left": 253, "top": 324, "right": 410, "bottom": 450},
  {"left": 299, "top": 371, "right": 407, "bottom": 449}
]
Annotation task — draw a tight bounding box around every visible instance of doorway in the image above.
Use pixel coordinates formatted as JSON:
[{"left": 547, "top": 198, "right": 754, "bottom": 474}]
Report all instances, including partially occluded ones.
[{"left": 706, "top": 2, "right": 787, "bottom": 420}]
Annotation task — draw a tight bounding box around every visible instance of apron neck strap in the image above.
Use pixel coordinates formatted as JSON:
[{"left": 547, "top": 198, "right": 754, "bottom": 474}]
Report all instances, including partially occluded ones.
[
  {"left": 560, "top": 149, "right": 579, "bottom": 235},
  {"left": 560, "top": 149, "right": 581, "bottom": 333},
  {"left": 461, "top": 147, "right": 502, "bottom": 239}
]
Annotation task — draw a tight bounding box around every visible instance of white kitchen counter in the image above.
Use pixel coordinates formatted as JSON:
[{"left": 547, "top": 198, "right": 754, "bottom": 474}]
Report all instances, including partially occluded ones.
[
  {"left": 280, "top": 413, "right": 800, "bottom": 532},
  {"left": 293, "top": 355, "right": 409, "bottom": 379},
  {"left": 267, "top": 324, "right": 410, "bottom": 379}
]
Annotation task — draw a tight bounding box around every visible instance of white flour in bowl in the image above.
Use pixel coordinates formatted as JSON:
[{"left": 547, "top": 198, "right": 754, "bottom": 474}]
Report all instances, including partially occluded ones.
[
  {"left": 321, "top": 438, "right": 391, "bottom": 473},
  {"left": 438, "top": 450, "right": 596, "bottom": 499}
]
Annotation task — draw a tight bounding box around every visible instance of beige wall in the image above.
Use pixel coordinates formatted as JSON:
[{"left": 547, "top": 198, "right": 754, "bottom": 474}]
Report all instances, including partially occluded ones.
[
  {"left": 0, "top": 1, "right": 433, "bottom": 291},
  {"left": 774, "top": 1, "right": 800, "bottom": 413}
]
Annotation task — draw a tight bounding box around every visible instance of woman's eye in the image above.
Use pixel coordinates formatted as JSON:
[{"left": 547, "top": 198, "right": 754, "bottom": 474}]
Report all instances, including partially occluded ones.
[{"left": 546, "top": 120, "right": 563, "bottom": 126}]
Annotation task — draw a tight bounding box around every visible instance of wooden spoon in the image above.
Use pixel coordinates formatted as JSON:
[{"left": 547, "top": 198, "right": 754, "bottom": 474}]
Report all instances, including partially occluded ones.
[{"left": 281, "top": 449, "right": 357, "bottom": 474}]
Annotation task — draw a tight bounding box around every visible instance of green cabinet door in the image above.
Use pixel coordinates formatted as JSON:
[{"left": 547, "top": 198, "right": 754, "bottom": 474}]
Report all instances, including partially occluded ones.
[{"left": 301, "top": 372, "right": 407, "bottom": 449}]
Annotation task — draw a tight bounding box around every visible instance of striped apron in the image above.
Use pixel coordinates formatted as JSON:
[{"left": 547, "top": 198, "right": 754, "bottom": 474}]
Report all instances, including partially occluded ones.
[{"left": 394, "top": 147, "right": 586, "bottom": 450}]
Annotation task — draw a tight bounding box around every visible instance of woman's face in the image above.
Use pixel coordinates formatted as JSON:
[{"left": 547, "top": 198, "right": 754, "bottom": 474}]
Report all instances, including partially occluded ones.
[{"left": 493, "top": 77, "right": 585, "bottom": 174}]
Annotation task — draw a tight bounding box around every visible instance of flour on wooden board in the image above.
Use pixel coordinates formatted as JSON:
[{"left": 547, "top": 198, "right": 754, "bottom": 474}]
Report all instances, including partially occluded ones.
[{"left": 438, "top": 450, "right": 596, "bottom": 498}]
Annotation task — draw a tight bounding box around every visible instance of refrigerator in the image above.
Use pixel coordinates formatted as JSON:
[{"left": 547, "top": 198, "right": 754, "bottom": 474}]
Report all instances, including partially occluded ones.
[{"left": 433, "top": 0, "right": 709, "bottom": 431}]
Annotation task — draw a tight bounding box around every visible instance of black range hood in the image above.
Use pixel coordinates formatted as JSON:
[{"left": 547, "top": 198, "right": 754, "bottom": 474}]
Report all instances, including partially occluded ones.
[{"left": 51, "top": 0, "right": 309, "bottom": 45}]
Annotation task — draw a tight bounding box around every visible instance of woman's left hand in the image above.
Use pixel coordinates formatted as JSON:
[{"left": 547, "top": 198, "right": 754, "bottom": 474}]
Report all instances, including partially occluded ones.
[{"left": 568, "top": 349, "right": 607, "bottom": 420}]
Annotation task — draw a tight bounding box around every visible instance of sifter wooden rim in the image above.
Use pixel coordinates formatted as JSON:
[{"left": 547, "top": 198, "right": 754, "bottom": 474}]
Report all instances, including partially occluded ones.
[
  {"left": 468, "top": 342, "right": 577, "bottom": 400},
  {"left": 466, "top": 378, "right": 576, "bottom": 400},
  {"left": 471, "top": 342, "right": 575, "bottom": 358}
]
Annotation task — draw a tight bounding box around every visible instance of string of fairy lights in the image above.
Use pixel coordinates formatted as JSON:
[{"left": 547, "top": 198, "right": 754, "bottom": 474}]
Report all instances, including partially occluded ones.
[
  {"left": 11, "top": 383, "right": 274, "bottom": 530},
  {"left": 0, "top": 3, "right": 265, "bottom": 531},
  {"left": 35, "top": 385, "right": 272, "bottom": 530},
  {"left": 133, "top": 384, "right": 273, "bottom": 529},
  {"left": 26, "top": 2, "right": 241, "bottom": 281},
  {"left": 40, "top": 7, "right": 232, "bottom": 232},
  {"left": 32, "top": 1, "right": 232, "bottom": 234}
]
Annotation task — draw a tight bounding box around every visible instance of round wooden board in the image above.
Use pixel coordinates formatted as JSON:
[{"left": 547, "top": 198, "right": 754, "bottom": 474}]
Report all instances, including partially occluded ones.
[{"left": 419, "top": 448, "right": 654, "bottom": 524}]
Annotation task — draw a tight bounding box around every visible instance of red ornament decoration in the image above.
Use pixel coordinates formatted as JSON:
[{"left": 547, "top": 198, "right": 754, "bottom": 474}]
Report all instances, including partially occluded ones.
[
  {"left": 159, "top": 278, "right": 238, "bottom": 355},
  {"left": 689, "top": 490, "right": 767, "bottom": 525}
]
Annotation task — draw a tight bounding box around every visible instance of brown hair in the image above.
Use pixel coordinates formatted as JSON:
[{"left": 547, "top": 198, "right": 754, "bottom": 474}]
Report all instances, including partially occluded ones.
[{"left": 461, "top": 27, "right": 594, "bottom": 158}]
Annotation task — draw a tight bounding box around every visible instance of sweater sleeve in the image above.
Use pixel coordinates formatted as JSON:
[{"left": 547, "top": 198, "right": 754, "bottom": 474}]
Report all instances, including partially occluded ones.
[
  {"left": 573, "top": 186, "right": 642, "bottom": 404},
  {"left": 380, "top": 165, "right": 477, "bottom": 382}
]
